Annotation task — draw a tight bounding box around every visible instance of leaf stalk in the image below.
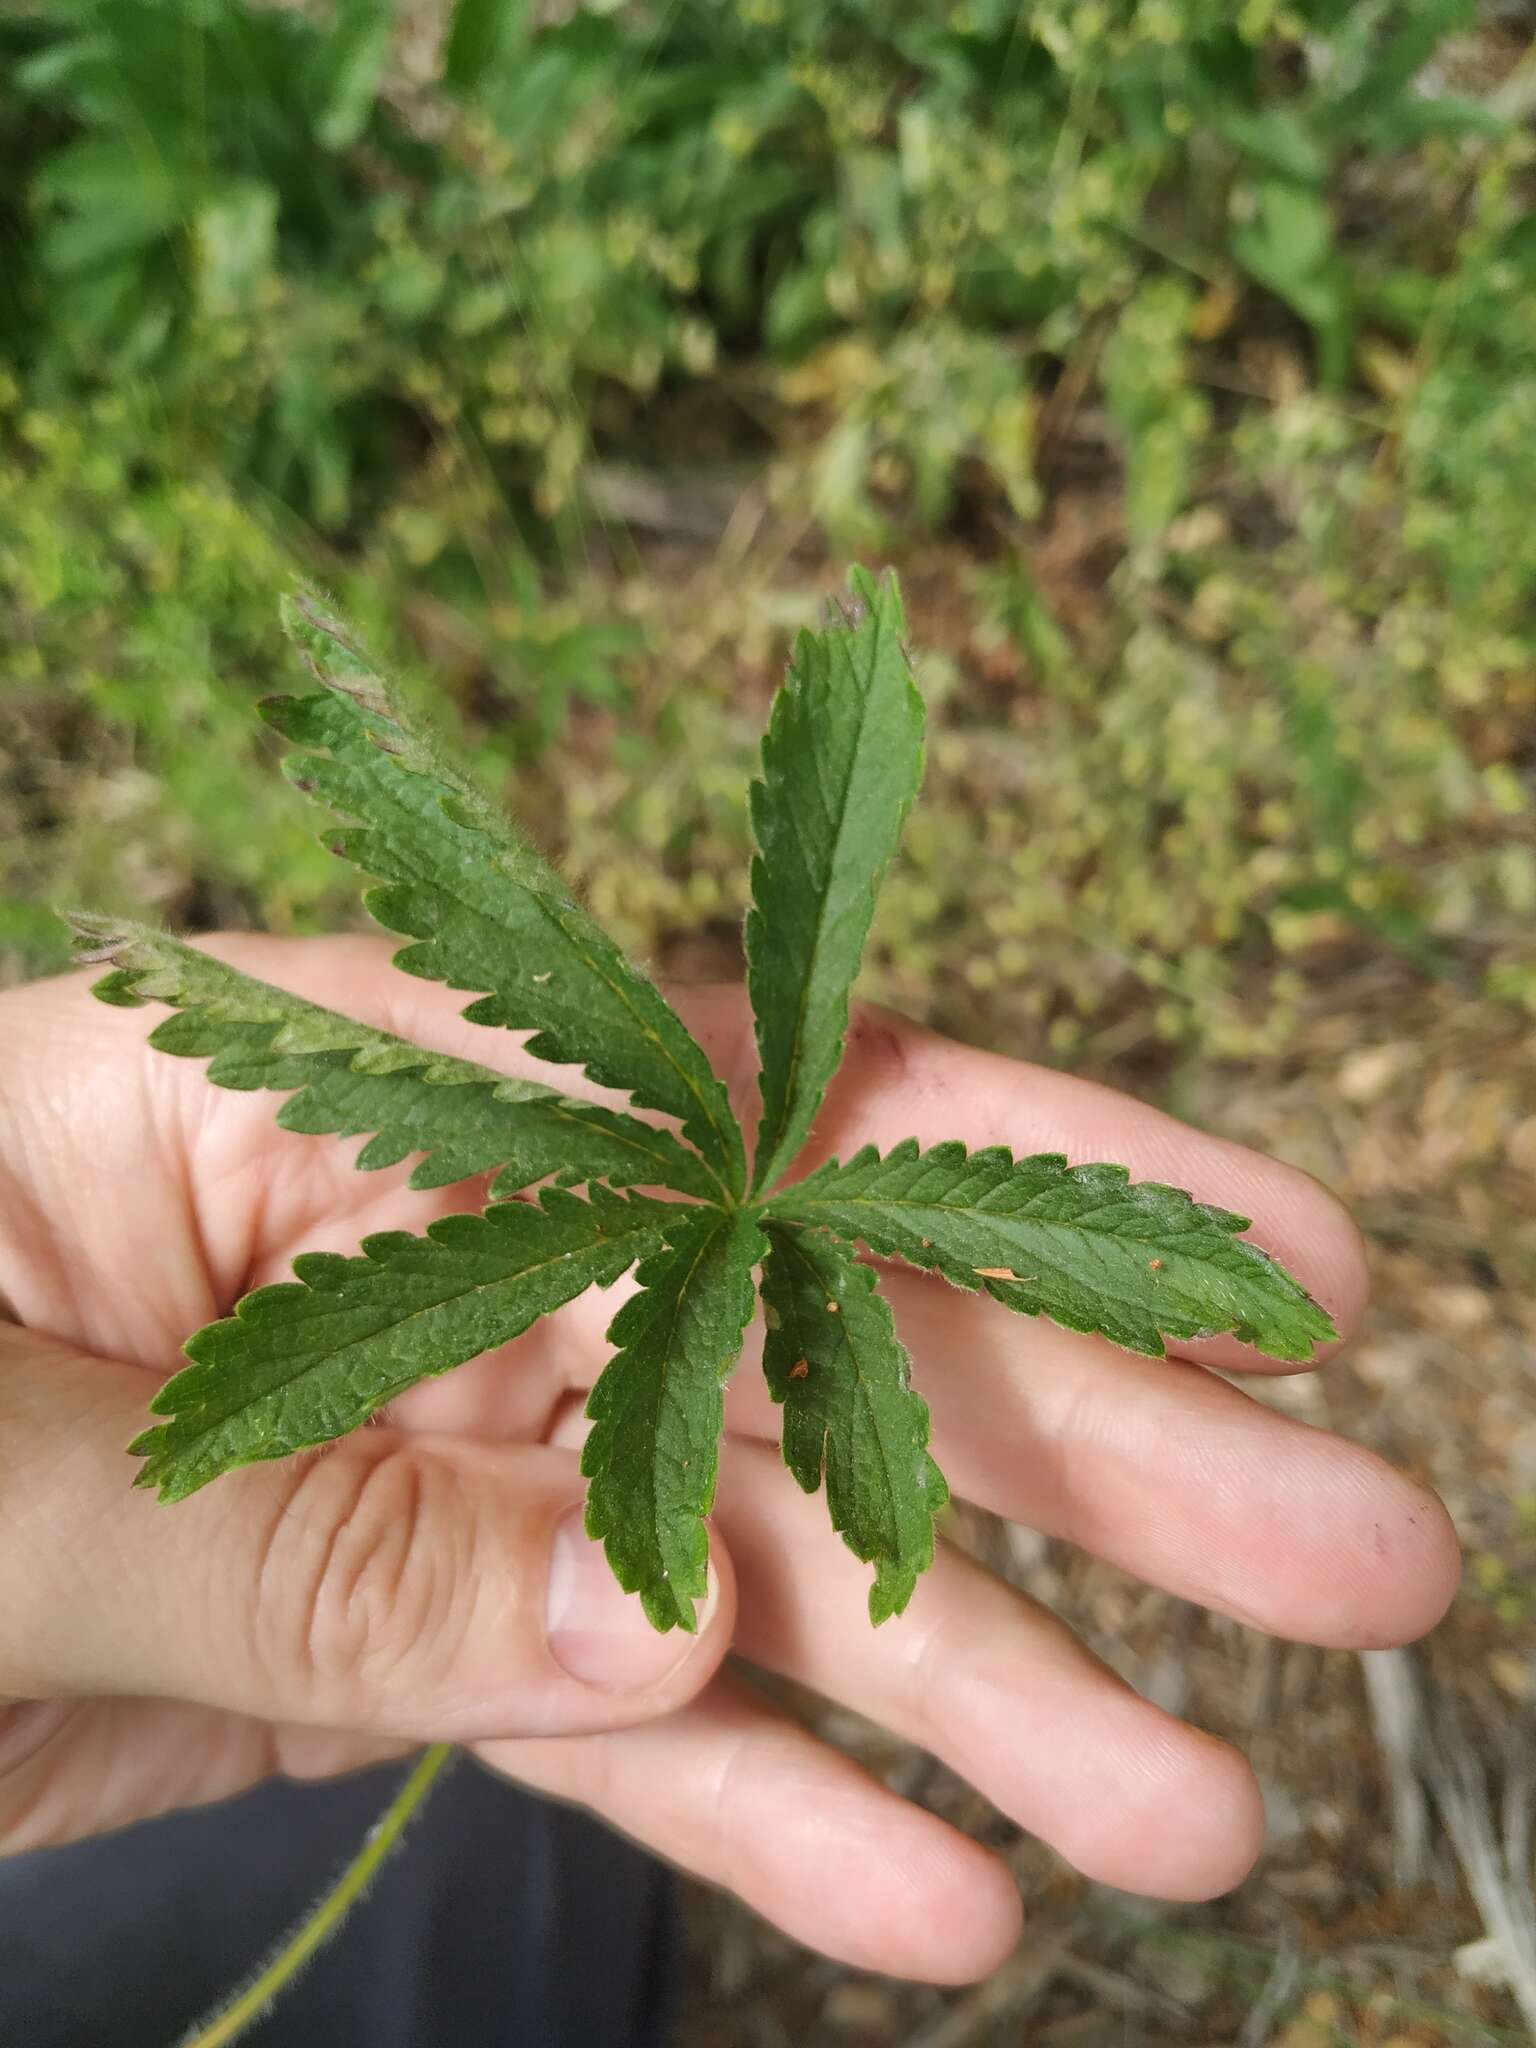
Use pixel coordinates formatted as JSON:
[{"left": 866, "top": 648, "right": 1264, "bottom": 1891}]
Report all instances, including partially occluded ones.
[{"left": 173, "top": 1743, "right": 455, "bottom": 2048}]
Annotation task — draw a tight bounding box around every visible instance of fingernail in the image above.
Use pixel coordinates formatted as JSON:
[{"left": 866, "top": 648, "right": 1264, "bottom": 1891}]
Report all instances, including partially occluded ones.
[{"left": 546, "top": 1507, "right": 709, "bottom": 1688}]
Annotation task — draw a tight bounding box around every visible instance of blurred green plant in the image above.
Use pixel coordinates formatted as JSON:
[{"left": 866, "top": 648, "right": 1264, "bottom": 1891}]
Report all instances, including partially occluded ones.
[
  {"left": 0, "top": 384, "right": 644, "bottom": 979},
  {"left": 1102, "top": 278, "right": 1210, "bottom": 548},
  {"left": 2, "top": 0, "right": 1533, "bottom": 1061},
  {"left": 0, "top": 386, "right": 341, "bottom": 975},
  {"left": 2, "top": 0, "right": 1513, "bottom": 533}
]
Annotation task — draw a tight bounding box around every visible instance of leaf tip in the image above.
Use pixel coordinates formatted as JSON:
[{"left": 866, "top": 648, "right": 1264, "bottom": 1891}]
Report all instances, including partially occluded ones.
[
  {"left": 64, "top": 909, "right": 142, "bottom": 973},
  {"left": 281, "top": 585, "right": 395, "bottom": 720},
  {"left": 867, "top": 1567, "right": 913, "bottom": 1627}
]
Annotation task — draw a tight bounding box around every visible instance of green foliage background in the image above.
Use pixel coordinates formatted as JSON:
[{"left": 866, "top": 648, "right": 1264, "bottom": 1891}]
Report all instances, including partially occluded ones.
[{"left": 2, "top": 0, "right": 1534, "bottom": 1071}]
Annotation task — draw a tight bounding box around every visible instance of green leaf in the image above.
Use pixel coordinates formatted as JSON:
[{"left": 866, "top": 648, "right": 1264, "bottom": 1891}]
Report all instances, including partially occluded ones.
[
  {"left": 746, "top": 567, "right": 924, "bottom": 1195},
  {"left": 195, "top": 179, "right": 279, "bottom": 315},
  {"left": 1213, "top": 106, "right": 1328, "bottom": 185},
  {"left": 1323, "top": 0, "right": 1472, "bottom": 136},
  {"left": 133, "top": 1187, "right": 679, "bottom": 1502},
  {"left": 582, "top": 1208, "right": 764, "bottom": 1633},
  {"left": 443, "top": 0, "right": 529, "bottom": 96},
  {"left": 271, "top": 591, "right": 745, "bottom": 1196},
  {"left": 760, "top": 1224, "right": 947, "bottom": 1624},
  {"left": 767, "top": 1140, "right": 1337, "bottom": 1362},
  {"left": 1230, "top": 180, "right": 1352, "bottom": 387},
  {"left": 68, "top": 918, "right": 717, "bottom": 1201},
  {"left": 308, "top": 0, "right": 393, "bottom": 150},
  {"left": 32, "top": 136, "right": 182, "bottom": 228}
]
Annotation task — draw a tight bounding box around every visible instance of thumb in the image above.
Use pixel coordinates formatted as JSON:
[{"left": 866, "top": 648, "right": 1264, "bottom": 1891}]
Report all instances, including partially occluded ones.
[{"left": 0, "top": 1331, "right": 733, "bottom": 1740}]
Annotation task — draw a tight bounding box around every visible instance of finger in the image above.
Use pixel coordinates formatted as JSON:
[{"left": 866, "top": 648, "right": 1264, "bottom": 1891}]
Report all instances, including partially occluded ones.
[
  {"left": 745, "top": 1267, "right": 1460, "bottom": 1650},
  {"left": 0, "top": 1694, "right": 407, "bottom": 1856},
  {"left": 712, "top": 1435, "right": 1266, "bottom": 1903},
  {"left": 0, "top": 1331, "right": 733, "bottom": 1743},
  {"left": 479, "top": 1675, "right": 1023, "bottom": 1985},
  {"left": 813, "top": 1004, "right": 1370, "bottom": 1369},
  {"left": 545, "top": 1270, "right": 1457, "bottom": 1652}
]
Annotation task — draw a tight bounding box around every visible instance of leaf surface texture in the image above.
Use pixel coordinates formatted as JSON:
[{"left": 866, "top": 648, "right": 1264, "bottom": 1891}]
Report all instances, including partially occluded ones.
[
  {"left": 746, "top": 568, "right": 923, "bottom": 1194},
  {"left": 134, "top": 1188, "right": 677, "bottom": 1500},
  {"left": 761, "top": 1223, "right": 946, "bottom": 1622},
  {"left": 582, "top": 1208, "right": 764, "bottom": 1631},
  {"left": 269, "top": 594, "right": 743, "bottom": 1193},
  {"left": 768, "top": 1140, "right": 1337, "bottom": 1360}
]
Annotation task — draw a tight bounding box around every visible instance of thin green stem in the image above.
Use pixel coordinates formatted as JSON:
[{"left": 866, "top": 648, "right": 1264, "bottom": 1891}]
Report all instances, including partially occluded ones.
[{"left": 174, "top": 1743, "right": 456, "bottom": 2048}]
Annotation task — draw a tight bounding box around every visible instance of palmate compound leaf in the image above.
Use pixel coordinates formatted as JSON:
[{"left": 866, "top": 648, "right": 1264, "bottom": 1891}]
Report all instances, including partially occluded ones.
[
  {"left": 767, "top": 1139, "right": 1338, "bottom": 1362},
  {"left": 132, "top": 1186, "right": 681, "bottom": 1502},
  {"left": 69, "top": 918, "right": 718, "bottom": 1201},
  {"left": 269, "top": 590, "right": 745, "bottom": 1197},
  {"left": 746, "top": 567, "right": 924, "bottom": 1196},
  {"left": 582, "top": 1207, "right": 765, "bottom": 1632},
  {"left": 81, "top": 567, "right": 1342, "bottom": 1645},
  {"left": 760, "top": 1224, "right": 948, "bottom": 1625}
]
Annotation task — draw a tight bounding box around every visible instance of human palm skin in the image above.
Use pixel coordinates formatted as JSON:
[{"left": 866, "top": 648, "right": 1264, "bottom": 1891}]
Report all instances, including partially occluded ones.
[{"left": 0, "top": 933, "right": 1458, "bottom": 1983}]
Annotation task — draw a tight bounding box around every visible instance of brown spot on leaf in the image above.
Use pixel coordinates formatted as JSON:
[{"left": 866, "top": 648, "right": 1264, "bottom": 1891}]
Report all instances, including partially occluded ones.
[{"left": 788, "top": 1359, "right": 809, "bottom": 1380}]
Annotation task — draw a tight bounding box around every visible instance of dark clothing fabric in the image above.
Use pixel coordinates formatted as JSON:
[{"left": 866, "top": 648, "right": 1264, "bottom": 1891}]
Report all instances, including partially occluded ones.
[{"left": 0, "top": 1759, "right": 676, "bottom": 2046}]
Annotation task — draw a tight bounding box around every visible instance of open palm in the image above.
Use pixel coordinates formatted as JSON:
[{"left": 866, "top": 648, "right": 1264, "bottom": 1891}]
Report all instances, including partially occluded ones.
[{"left": 0, "top": 932, "right": 1458, "bottom": 1983}]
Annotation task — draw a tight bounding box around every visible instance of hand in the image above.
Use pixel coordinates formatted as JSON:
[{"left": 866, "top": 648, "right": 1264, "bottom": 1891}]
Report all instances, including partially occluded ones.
[{"left": 0, "top": 935, "right": 1459, "bottom": 1985}]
